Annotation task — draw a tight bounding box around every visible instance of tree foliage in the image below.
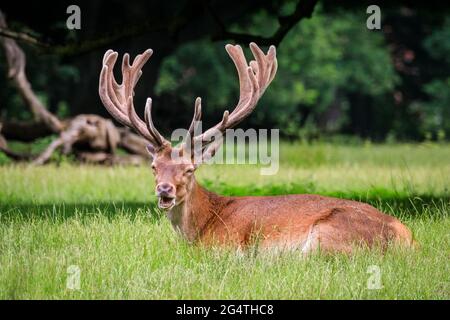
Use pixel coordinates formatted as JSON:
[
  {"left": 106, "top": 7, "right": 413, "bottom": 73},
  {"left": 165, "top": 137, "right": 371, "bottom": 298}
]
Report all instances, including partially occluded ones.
[
  {"left": 156, "top": 7, "right": 399, "bottom": 139},
  {"left": 1, "top": 2, "right": 449, "bottom": 141}
]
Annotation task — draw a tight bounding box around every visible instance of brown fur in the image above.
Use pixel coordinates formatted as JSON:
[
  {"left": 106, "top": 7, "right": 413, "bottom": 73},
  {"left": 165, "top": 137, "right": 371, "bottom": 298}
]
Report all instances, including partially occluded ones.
[{"left": 163, "top": 173, "right": 415, "bottom": 253}]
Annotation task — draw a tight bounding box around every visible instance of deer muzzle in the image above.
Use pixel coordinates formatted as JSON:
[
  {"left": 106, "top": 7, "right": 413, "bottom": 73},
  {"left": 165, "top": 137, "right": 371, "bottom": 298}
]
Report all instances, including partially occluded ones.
[{"left": 156, "top": 183, "right": 176, "bottom": 210}]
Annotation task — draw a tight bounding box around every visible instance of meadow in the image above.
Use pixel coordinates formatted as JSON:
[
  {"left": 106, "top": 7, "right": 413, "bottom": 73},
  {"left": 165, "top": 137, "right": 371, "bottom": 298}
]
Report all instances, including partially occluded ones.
[{"left": 0, "top": 142, "right": 448, "bottom": 299}]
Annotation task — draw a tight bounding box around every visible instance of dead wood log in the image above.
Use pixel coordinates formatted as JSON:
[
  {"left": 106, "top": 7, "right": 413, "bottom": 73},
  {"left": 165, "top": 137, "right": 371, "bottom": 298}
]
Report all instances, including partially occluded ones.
[
  {"left": 32, "top": 114, "right": 120, "bottom": 165},
  {"left": 77, "top": 152, "right": 146, "bottom": 166},
  {"left": 117, "top": 127, "right": 151, "bottom": 158}
]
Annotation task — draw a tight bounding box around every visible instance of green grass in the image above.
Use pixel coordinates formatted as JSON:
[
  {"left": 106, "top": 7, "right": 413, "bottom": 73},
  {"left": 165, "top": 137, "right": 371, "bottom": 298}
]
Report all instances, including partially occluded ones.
[{"left": 0, "top": 142, "right": 449, "bottom": 299}]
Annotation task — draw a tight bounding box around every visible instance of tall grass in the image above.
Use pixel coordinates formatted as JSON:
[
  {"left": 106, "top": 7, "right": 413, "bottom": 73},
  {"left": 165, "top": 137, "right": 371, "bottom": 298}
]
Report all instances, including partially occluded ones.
[{"left": 0, "top": 143, "right": 448, "bottom": 299}]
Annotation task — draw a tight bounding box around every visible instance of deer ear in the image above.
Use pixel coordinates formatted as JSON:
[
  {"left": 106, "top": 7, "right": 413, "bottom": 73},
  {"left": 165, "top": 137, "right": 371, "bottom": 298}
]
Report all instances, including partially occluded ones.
[{"left": 146, "top": 144, "right": 157, "bottom": 159}]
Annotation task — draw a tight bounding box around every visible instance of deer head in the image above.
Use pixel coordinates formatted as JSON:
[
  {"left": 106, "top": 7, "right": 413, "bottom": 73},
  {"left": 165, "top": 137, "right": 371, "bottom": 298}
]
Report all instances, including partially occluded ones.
[{"left": 99, "top": 43, "right": 277, "bottom": 210}]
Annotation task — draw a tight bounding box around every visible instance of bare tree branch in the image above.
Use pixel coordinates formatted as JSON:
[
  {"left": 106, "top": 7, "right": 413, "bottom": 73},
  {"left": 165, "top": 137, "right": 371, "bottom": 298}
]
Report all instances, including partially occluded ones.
[
  {"left": 0, "top": 1, "right": 315, "bottom": 57},
  {"left": 0, "top": 27, "right": 50, "bottom": 48},
  {"left": 0, "top": 10, "right": 63, "bottom": 132},
  {"left": 0, "top": 3, "right": 192, "bottom": 57},
  {"left": 209, "top": 0, "right": 319, "bottom": 46},
  {"left": 0, "top": 22, "right": 162, "bottom": 57}
]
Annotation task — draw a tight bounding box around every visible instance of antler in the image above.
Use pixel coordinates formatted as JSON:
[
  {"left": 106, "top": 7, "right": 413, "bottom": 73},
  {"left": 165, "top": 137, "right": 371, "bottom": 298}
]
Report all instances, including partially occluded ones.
[
  {"left": 188, "top": 42, "right": 277, "bottom": 158},
  {"left": 99, "top": 49, "right": 169, "bottom": 149},
  {"left": 99, "top": 43, "right": 276, "bottom": 158}
]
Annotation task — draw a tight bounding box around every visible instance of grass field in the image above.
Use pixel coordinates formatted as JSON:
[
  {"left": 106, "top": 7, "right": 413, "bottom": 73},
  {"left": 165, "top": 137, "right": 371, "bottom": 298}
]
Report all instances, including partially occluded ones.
[{"left": 0, "top": 142, "right": 449, "bottom": 299}]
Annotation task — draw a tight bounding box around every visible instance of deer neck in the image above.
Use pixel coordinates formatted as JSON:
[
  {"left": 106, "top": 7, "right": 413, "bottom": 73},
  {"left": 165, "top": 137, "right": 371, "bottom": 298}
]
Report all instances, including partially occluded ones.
[{"left": 166, "top": 179, "right": 224, "bottom": 242}]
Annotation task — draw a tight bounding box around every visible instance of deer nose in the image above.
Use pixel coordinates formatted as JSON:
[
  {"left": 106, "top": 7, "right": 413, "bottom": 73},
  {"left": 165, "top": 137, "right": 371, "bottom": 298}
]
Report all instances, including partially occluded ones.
[{"left": 156, "top": 183, "right": 175, "bottom": 195}]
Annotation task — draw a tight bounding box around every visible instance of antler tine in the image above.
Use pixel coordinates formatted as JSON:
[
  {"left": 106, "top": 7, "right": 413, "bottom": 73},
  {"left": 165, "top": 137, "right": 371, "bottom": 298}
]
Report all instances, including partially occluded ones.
[
  {"left": 249, "top": 43, "right": 277, "bottom": 95},
  {"left": 186, "top": 97, "right": 202, "bottom": 140},
  {"left": 144, "top": 98, "right": 168, "bottom": 147},
  {"left": 226, "top": 44, "right": 254, "bottom": 114},
  {"left": 99, "top": 49, "right": 169, "bottom": 148},
  {"left": 267, "top": 46, "right": 278, "bottom": 84},
  {"left": 249, "top": 43, "right": 267, "bottom": 94},
  {"left": 99, "top": 51, "right": 130, "bottom": 126},
  {"left": 102, "top": 49, "right": 113, "bottom": 65},
  {"left": 127, "top": 96, "right": 153, "bottom": 142},
  {"left": 230, "top": 66, "right": 259, "bottom": 122}
]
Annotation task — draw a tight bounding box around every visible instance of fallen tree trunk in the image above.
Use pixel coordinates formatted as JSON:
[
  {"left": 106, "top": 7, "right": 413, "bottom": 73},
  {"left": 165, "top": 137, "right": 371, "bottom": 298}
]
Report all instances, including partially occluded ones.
[
  {"left": 32, "top": 114, "right": 120, "bottom": 165},
  {"left": 117, "top": 127, "right": 150, "bottom": 158},
  {"left": 77, "top": 152, "right": 147, "bottom": 165}
]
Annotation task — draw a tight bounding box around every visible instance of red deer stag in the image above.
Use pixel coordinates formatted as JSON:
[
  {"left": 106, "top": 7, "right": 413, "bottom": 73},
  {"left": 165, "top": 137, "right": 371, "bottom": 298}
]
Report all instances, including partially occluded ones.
[{"left": 99, "top": 43, "right": 415, "bottom": 253}]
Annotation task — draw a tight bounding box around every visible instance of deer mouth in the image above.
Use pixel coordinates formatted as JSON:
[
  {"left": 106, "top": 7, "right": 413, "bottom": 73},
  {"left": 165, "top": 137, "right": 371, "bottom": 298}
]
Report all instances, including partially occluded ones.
[{"left": 158, "top": 195, "right": 176, "bottom": 209}]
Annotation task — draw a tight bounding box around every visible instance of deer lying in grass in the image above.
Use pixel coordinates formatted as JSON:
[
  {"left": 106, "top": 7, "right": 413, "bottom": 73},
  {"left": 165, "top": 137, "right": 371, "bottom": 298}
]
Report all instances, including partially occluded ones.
[{"left": 99, "top": 43, "right": 415, "bottom": 253}]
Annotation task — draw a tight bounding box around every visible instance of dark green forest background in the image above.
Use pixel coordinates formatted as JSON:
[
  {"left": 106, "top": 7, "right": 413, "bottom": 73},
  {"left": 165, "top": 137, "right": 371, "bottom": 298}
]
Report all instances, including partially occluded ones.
[{"left": 1, "top": 0, "right": 449, "bottom": 142}]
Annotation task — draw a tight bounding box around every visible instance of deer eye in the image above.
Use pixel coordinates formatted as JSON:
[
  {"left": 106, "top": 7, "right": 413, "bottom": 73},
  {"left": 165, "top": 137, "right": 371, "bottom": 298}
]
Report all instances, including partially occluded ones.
[
  {"left": 151, "top": 164, "right": 156, "bottom": 172},
  {"left": 184, "top": 168, "right": 194, "bottom": 175}
]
